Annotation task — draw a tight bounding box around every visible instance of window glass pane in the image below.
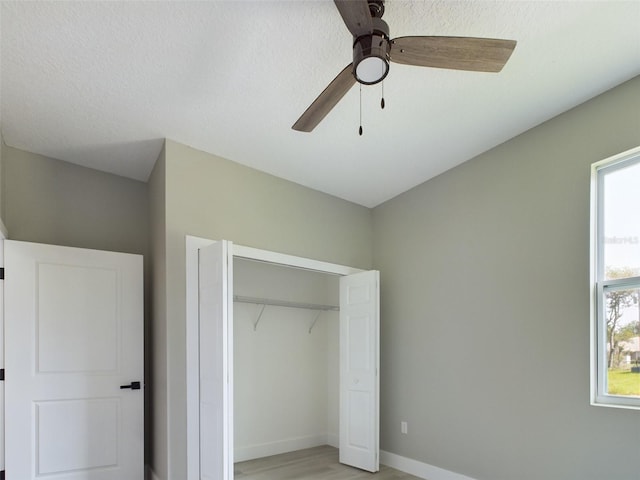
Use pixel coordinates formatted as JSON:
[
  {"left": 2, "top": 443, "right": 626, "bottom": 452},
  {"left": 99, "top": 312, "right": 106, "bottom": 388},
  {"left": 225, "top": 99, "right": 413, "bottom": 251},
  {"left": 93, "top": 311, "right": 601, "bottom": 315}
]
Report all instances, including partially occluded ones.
[
  {"left": 602, "top": 160, "right": 640, "bottom": 280},
  {"left": 605, "top": 286, "right": 640, "bottom": 397}
]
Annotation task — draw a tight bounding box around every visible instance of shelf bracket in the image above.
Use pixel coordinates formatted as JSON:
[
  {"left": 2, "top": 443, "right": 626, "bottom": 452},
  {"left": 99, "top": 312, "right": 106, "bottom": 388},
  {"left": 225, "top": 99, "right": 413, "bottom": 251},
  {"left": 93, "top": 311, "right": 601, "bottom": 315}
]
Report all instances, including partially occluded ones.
[
  {"left": 253, "top": 304, "right": 267, "bottom": 331},
  {"left": 308, "top": 310, "right": 323, "bottom": 334}
]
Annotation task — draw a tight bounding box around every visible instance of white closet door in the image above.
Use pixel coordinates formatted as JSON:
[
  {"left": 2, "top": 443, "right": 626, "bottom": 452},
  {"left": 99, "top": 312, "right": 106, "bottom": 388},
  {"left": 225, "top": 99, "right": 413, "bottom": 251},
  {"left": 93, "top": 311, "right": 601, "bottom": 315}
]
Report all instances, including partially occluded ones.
[
  {"left": 198, "top": 240, "right": 234, "bottom": 480},
  {"left": 4, "top": 240, "right": 143, "bottom": 480},
  {"left": 339, "top": 270, "right": 380, "bottom": 472}
]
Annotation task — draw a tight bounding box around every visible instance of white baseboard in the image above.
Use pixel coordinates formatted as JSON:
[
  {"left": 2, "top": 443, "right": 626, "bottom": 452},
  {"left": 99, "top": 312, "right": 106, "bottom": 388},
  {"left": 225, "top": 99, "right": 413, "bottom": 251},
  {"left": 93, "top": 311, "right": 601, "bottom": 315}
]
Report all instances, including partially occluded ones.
[
  {"left": 380, "top": 451, "right": 478, "bottom": 480},
  {"left": 235, "top": 434, "right": 330, "bottom": 462},
  {"left": 146, "top": 465, "right": 160, "bottom": 480},
  {"left": 326, "top": 432, "right": 339, "bottom": 448}
]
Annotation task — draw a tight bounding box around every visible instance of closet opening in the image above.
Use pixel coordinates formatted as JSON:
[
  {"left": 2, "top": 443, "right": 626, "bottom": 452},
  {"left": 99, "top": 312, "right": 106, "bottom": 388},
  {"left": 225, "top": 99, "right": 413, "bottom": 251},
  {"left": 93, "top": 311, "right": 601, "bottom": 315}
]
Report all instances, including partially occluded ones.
[
  {"left": 186, "top": 237, "right": 379, "bottom": 480},
  {"left": 233, "top": 258, "right": 340, "bottom": 470}
]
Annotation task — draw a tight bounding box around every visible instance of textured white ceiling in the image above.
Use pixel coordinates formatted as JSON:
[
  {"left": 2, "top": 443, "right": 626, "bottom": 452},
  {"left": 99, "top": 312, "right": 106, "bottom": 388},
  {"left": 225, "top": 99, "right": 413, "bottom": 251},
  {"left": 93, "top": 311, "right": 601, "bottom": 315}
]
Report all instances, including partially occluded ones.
[{"left": 1, "top": 1, "right": 639, "bottom": 207}]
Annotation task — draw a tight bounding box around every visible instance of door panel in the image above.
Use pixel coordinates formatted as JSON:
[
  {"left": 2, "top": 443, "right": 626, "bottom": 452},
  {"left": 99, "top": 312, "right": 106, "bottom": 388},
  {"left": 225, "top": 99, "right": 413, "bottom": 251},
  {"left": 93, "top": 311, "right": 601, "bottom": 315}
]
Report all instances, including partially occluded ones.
[
  {"left": 37, "top": 263, "right": 119, "bottom": 373},
  {"left": 4, "top": 240, "right": 143, "bottom": 480},
  {"left": 35, "top": 398, "right": 119, "bottom": 475},
  {"left": 198, "top": 240, "right": 233, "bottom": 480},
  {"left": 339, "top": 270, "right": 380, "bottom": 472}
]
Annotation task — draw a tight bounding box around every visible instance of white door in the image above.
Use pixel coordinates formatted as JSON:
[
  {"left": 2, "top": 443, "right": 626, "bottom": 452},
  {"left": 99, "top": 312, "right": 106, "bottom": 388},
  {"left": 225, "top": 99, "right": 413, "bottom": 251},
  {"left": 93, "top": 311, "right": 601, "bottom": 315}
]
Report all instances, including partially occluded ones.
[
  {"left": 198, "top": 240, "right": 233, "bottom": 480},
  {"left": 4, "top": 240, "right": 144, "bottom": 480},
  {"left": 339, "top": 270, "right": 380, "bottom": 472}
]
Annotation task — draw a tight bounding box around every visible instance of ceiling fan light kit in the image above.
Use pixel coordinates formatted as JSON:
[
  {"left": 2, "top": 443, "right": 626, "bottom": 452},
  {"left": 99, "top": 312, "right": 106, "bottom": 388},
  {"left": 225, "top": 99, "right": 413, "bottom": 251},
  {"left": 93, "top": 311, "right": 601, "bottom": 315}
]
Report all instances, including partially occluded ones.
[
  {"left": 353, "top": 17, "right": 390, "bottom": 85},
  {"left": 292, "top": 0, "right": 517, "bottom": 133}
]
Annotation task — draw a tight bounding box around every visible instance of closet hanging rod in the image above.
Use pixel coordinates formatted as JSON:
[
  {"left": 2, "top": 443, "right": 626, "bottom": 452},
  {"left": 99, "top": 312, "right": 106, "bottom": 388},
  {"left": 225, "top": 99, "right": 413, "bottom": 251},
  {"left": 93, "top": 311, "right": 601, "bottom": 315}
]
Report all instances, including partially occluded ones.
[{"left": 233, "top": 295, "right": 339, "bottom": 312}]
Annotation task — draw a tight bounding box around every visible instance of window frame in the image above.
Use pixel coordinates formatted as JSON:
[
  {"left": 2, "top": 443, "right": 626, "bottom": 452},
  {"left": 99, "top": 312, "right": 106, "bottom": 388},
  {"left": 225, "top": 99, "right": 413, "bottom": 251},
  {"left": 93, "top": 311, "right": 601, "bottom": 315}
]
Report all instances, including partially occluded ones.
[{"left": 591, "top": 146, "right": 640, "bottom": 410}]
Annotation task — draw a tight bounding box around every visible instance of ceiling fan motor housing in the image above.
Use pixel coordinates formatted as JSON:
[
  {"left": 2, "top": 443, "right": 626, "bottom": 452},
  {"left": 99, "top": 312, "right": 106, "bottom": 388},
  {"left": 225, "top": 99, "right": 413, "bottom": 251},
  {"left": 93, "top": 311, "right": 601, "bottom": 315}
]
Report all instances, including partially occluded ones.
[{"left": 353, "top": 17, "right": 390, "bottom": 85}]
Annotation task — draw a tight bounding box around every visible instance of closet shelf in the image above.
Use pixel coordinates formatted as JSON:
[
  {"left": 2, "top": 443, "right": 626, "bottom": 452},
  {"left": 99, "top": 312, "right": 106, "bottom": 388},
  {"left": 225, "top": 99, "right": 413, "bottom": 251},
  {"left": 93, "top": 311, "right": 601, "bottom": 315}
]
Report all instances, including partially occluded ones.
[
  {"left": 233, "top": 295, "right": 339, "bottom": 312},
  {"left": 234, "top": 295, "right": 339, "bottom": 333}
]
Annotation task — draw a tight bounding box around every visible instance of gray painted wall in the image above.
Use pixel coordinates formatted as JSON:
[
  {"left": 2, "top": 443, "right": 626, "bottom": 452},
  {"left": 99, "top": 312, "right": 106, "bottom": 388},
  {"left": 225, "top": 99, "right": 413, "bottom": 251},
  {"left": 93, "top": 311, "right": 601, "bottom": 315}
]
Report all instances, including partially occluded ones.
[
  {"left": 3, "top": 145, "right": 148, "bottom": 255},
  {"left": 157, "top": 139, "right": 373, "bottom": 478},
  {"left": 0, "top": 138, "right": 4, "bottom": 225},
  {"left": 0, "top": 134, "right": 6, "bottom": 226},
  {"left": 372, "top": 76, "right": 640, "bottom": 480}
]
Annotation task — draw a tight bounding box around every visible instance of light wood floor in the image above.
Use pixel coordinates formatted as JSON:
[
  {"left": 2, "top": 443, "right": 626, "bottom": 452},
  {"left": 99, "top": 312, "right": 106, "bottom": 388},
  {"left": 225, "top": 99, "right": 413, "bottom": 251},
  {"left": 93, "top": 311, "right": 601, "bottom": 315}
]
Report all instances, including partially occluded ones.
[{"left": 234, "top": 445, "right": 423, "bottom": 479}]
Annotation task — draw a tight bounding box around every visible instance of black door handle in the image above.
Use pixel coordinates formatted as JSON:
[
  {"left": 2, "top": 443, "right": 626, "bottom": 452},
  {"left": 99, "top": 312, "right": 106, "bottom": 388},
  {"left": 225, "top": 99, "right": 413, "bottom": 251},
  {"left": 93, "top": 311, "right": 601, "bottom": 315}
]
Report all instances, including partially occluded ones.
[{"left": 120, "top": 381, "right": 141, "bottom": 390}]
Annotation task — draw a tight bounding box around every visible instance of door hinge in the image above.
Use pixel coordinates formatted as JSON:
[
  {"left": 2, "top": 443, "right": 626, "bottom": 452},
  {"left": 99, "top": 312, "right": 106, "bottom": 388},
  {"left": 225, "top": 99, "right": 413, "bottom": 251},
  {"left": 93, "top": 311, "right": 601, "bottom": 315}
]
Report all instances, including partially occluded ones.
[
  {"left": 0, "top": 368, "right": 4, "bottom": 381},
  {"left": 0, "top": 267, "right": 4, "bottom": 280}
]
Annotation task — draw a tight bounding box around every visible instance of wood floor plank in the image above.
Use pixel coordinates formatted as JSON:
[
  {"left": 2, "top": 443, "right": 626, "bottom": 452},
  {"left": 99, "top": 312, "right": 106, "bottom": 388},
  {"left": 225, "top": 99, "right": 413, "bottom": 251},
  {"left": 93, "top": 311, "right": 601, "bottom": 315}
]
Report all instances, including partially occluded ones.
[{"left": 234, "top": 446, "right": 423, "bottom": 479}]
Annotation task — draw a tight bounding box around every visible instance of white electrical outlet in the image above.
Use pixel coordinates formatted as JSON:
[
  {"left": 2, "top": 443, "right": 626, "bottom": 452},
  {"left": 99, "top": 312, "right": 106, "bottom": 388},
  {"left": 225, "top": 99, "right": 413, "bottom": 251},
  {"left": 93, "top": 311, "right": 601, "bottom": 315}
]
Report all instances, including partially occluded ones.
[{"left": 401, "top": 421, "right": 408, "bottom": 434}]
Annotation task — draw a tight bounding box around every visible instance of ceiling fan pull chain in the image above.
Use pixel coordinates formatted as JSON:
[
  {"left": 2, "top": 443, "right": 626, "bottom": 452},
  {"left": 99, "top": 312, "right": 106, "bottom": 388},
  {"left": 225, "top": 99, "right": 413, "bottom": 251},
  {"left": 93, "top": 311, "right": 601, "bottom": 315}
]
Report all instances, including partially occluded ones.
[
  {"left": 381, "top": 81, "right": 385, "bottom": 109},
  {"left": 359, "top": 84, "right": 363, "bottom": 136}
]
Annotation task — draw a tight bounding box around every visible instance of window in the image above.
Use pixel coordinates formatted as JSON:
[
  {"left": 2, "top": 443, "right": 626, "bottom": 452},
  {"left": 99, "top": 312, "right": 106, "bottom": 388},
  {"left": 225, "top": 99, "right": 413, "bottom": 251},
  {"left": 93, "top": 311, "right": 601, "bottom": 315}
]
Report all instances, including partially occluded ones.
[{"left": 592, "top": 147, "right": 640, "bottom": 409}]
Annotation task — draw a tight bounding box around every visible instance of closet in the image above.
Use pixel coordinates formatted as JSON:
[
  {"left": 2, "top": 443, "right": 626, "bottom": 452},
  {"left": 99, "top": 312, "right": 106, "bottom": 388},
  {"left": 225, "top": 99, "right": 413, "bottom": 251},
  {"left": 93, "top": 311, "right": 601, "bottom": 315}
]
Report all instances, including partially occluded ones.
[
  {"left": 233, "top": 258, "right": 340, "bottom": 463},
  {"left": 187, "top": 238, "right": 379, "bottom": 480}
]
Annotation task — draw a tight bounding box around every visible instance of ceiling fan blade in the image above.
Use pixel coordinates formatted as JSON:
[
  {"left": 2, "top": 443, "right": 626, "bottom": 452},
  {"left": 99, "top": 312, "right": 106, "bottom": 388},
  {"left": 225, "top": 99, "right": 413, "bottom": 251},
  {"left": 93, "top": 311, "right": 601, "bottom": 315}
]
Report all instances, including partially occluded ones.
[
  {"left": 334, "top": 0, "right": 373, "bottom": 37},
  {"left": 390, "top": 36, "right": 517, "bottom": 72},
  {"left": 292, "top": 63, "right": 356, "bottom": 133}
]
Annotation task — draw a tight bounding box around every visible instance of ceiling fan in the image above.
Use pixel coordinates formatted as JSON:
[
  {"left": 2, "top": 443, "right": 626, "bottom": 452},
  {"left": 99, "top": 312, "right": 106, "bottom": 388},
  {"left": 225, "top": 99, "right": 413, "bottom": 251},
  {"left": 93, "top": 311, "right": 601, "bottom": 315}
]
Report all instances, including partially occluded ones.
[{"left": 292, "top": 0, "right": 516, "bottom": 132}]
